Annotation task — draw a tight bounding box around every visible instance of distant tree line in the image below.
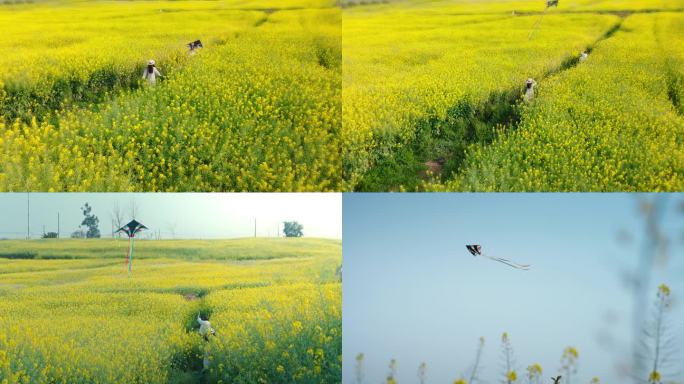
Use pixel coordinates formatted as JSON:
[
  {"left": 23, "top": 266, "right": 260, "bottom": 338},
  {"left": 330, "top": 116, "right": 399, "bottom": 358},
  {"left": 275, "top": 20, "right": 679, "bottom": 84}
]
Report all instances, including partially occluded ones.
[
  {"left": 71, "top": 202, "right": 100, "bottom": 238},
  {"left": 283, "top": 221, "right": 304, "bottom": 237}
]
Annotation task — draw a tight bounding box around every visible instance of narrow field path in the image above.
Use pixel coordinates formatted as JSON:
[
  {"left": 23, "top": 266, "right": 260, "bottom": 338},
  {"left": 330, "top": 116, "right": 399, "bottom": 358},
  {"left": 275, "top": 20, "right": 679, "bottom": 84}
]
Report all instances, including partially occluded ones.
[
  {"left": 171, "top": 289, "right": 218, "bottom": 384},
  {"left": 358, "top": 14, "right": 629, "bottom": 191},
  {"left": 653, "top": 14, "right": 684, "bottom": 115}
]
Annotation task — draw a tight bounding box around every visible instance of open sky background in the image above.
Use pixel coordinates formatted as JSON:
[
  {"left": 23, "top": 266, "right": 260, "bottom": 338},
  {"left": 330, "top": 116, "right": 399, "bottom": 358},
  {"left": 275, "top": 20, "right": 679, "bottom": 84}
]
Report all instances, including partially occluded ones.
[
  {"left": 0, "top": 193, "right": 342, "bottom": 239},
  {"left": 343, "top": 193, "right": 684, "bottom": 384}
]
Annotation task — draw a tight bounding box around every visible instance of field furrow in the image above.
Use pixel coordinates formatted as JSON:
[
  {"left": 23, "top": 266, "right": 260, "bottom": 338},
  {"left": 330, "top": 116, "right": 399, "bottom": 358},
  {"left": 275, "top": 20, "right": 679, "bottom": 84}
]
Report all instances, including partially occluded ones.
[
  {"left": 343, "top": 0, "right": 684, "bottom": 191},
  {"left": 444, "top": 12, "right": 684, "bottom": 191}
]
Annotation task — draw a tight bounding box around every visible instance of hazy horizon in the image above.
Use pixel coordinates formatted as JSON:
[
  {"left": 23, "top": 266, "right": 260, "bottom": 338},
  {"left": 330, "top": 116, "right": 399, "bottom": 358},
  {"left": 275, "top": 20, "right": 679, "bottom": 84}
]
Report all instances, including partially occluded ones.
[{"left": 0, "top": 193, "right": 342, "bottom": 240}]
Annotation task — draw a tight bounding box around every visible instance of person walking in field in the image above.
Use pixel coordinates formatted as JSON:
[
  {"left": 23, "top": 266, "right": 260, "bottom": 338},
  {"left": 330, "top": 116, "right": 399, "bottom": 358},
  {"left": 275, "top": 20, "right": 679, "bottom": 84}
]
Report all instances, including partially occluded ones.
[
  {"left": 143, "top": 59, "right": 162, "bottom": 85},
  {"left": 523, "top": 78, "right": 537, "bottom": 103},
  {"left": 198, "top": 313, "right": 216, "bottom": 370},
  {"left": 198, "top": 313, "right": 216, "bottom": 341},
  {"left": 579, "top": 51, "right": 588, "bottom": 62}
]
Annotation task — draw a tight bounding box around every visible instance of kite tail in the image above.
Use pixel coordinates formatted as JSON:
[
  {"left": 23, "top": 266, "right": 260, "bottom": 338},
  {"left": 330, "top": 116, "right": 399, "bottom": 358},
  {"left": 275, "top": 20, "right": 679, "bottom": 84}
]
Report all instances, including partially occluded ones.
[
  {"left": 497, "top": 258, "right": 530, "bottom": 270},
  {"left": 129, "top": 236, "right": 135, "bottom": 275},
  {"left": 483, "top": 254, "right": 531, "bottom": 270},
  {"left": 124, "top": 237, "right": 131, "bottom": 271}
]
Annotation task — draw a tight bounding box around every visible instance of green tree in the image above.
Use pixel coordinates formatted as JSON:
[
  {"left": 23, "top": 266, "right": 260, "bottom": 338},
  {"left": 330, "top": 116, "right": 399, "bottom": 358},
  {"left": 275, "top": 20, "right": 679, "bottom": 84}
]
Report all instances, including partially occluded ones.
[
  {"left": 283, "top": 221, "right": 303, "bottom": 237},
  {"left": 80, "top": 203, "right": 100, "bottom": 238}
]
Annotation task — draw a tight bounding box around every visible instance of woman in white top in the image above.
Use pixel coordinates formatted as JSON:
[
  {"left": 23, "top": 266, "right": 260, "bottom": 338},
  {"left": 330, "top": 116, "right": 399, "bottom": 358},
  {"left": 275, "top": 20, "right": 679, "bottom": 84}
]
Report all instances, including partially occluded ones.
[
  {"left": 143, "top": 59, "right": 162, "bottom": 85},
  {"left": 197, "top": 313, "right": 216, "bottom": 341}
]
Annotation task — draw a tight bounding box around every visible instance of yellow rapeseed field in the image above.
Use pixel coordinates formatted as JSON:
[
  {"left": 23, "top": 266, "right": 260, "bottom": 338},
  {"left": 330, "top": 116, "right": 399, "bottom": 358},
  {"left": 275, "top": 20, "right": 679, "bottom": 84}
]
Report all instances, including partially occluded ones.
[
  {"left": 0, "top": 0, "right": 341, "bottom": 191},
  {"left": 445, "top": 12, "right": 684, "bottom": 191},
  {"left": 343, "top": 0, "right": 684, "bottom": 191},
  {"left": 0, "top": 238, "right": 341, "bottom": 383}
]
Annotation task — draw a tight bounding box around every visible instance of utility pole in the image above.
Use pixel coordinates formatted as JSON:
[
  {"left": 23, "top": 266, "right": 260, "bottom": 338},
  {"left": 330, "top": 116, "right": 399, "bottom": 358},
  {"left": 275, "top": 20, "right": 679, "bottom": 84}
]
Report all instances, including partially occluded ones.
[{"left": 57, "top": 212, "right": 60, "bottom": 239}]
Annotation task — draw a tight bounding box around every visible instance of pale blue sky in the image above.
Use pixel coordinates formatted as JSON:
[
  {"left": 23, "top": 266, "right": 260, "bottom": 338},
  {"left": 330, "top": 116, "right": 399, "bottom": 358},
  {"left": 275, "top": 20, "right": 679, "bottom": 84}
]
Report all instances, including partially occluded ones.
[
  {"left": 343, "top": 193, "right": 684, "bottom": 384},
  {"left": 0, "top": 193, "right": 341, "bottom": 239}
]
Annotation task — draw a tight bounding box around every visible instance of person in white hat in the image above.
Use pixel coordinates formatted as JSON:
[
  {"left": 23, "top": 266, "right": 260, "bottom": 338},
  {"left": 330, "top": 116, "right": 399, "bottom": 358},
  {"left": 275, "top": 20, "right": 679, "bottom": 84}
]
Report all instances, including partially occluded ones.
[
  {"left": 523, "top": 78, "right": 537, "bottom": 103},
  {"left": 143, "top": 59, "right": 162, "bottom": 85}
]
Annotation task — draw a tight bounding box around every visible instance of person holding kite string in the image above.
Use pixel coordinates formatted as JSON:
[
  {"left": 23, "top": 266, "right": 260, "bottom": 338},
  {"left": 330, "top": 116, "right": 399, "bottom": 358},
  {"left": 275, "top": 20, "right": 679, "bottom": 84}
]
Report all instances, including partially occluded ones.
[{"left": 143, "top": 59, "right": 162, "bottom": 85}]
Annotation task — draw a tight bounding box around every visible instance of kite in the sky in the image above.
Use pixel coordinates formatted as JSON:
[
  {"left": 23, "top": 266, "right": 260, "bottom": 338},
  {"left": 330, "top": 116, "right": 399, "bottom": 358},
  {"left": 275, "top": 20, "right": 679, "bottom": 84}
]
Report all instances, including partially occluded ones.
[
  {"left": 117, "top": 219, "right": 148, "bottom": 276},
  {"left": 466, "top": 244, "right": 530, "bottom": 270}
]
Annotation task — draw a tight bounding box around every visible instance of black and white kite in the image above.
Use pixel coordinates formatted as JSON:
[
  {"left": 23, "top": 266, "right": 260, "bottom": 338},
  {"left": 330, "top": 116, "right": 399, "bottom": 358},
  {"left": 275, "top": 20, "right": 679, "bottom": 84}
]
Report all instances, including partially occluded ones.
[
  {"left": 187, "top": 40, "right": 203, "bottom": 51},
  {"left": 116, "top": 219, "right": 148, "bottom": 275},
  {"left": 466, "top": 244, "right": 530, "bottom": 270}
]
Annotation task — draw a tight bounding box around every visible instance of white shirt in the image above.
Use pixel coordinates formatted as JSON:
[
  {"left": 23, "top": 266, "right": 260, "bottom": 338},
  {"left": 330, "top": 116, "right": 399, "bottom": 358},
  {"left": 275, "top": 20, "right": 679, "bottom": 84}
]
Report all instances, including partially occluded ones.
[
  {"left": 198, "top": 315, "right": 215, "bottom": 337},
  {"left": 143, "top": 67, "right": 162, "bottom": 84}
]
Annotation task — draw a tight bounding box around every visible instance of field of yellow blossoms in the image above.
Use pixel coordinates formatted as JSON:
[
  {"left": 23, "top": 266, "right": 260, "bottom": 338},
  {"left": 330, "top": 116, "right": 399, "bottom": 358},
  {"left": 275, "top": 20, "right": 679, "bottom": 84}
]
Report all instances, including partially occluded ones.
[
  {"left": 0, "top": 238, "right": 342, "bottom": 383},
  {"left": 343, "top": 0, "right": 684, "bottom": 191},
  {"left": 0, "top": 0, "right": 341, "bottom": 191}
]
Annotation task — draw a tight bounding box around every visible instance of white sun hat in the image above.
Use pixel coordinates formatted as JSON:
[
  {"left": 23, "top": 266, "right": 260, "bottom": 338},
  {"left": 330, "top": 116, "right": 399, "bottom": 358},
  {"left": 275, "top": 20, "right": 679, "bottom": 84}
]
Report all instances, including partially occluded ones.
[{"left": 148, "top": 59, "right": 155, "bottom": 66}]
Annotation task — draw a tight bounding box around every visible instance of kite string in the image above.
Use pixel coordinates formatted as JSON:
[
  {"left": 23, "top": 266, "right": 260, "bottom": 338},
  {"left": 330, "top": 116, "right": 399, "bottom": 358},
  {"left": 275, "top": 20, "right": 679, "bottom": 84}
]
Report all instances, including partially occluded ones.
[
  {"left": 528, "top": 6, "right": 549, "bottom": 40},
  {"left": 129, "top": 236, "right": 135, "bottom": 274},
  {"left": 124, "top": 235, "right": 130, "bottom": 271}
]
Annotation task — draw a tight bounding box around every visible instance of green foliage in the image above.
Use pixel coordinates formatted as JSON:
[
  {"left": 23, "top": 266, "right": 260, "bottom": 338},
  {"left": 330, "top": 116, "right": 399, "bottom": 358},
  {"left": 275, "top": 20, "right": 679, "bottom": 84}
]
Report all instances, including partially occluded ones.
[
  {"left": 80, "top": 202, "right": 100, "bottom": 238},
  {"left": 283, "top": 221, "right": 304, "bottom": 238},
  {"left": 0, "top": 251, "right": 36, "bottom": 259}
]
